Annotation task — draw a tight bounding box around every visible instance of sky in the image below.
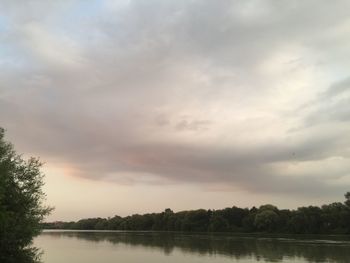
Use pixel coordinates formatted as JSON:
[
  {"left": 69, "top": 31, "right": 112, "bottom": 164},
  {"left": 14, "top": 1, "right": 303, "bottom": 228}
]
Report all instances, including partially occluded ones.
[{"left": 1, "top": 0, "right": 350, "bottom": 221}]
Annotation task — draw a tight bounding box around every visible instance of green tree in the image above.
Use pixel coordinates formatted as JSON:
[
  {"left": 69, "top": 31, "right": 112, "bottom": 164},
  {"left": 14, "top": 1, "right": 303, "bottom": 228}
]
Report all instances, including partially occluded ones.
[
  {"left": 289, "top": 206, "right": 322, "bottom": 234},
  {"left": 254, "top": 205, "right": 279, "bottom": 232},
  {"left": 345, "top": 192, "right": 350, "bottom": 207},
  {"left": 0, "top": 128, "right": 52, "bottom": 262},
  {"left": 208, "top": 214, "right": 229, "bottom": 232}
]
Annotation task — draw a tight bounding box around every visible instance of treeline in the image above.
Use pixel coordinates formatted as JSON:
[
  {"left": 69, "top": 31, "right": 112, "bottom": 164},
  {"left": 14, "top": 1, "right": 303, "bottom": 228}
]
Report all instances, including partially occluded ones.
[{"left": 43, "top": 193, "right": 350, "bottom": 234}]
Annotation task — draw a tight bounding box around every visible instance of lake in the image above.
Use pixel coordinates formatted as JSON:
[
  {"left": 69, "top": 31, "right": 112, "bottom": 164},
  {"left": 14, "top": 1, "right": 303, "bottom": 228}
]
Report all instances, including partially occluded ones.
[{"left": 34, "top": 231, "right": 350, "bottom": 263}]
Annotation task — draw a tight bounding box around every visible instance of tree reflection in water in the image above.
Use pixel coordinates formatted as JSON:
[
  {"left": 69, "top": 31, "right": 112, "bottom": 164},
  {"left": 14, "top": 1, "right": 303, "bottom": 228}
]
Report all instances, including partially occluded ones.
[{"left": 41, "top": 231, "right": 350, "bottom": 263}]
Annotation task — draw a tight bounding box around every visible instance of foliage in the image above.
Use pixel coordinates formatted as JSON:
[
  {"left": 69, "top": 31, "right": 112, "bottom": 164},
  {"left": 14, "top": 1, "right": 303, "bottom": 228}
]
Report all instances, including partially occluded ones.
[
  {"left": 0, "top": 128, "right": 52, "bottom": 262},
  {"left": 254, "top": 208, "right": 278, "bottom": 232},
  {"left": 345, "top": 192, "right": 350, "bottom": 207},
  {"left": 43, "top": 193, "right": 350, "bottom": 235}
]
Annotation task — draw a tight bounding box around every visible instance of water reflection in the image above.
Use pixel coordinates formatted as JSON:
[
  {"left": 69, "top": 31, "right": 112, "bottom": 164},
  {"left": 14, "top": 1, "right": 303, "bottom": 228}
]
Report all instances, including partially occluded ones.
[{"left": 39, "top": 231, "right": 350, "bottom": 263}]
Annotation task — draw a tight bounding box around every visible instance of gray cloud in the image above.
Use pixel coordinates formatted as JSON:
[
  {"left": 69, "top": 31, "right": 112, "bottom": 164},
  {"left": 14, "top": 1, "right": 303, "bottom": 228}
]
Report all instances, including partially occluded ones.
[
  {"left": 300, "top": 76, "right": 350, "bottom": 125},
  {"left": 323, "top": 77, "right": 350, "bottom": 98},
  {"left": 1, "top": 0, "right": 350, "bottom": 199}
]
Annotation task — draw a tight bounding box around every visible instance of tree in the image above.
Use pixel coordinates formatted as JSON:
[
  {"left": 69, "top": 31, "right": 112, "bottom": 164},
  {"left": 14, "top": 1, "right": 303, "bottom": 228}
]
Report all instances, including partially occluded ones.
[
  {"left": 254, "top": 205, "right": 279, "bottom": 232},
  {"left": 208, "top": 214, "right": 229, "bottom": 232},
  {"left": 0, "top": 128, "right": 52, "bottom": 262},
  {"left": 289, "top": 206, "right": 322, "bottom": 234},
  {"left": 345, "top": 192, "right": 350, "bottom": 207}
]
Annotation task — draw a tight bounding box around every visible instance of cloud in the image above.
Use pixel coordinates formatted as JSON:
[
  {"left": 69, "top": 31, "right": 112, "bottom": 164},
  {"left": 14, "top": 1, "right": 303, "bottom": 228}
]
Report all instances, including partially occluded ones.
[
  {"left": 1, "top": 0, "right": 350, "bottom": 199},
  {"left": 323, "top": 77, "right": 350, "bottom": 98}
]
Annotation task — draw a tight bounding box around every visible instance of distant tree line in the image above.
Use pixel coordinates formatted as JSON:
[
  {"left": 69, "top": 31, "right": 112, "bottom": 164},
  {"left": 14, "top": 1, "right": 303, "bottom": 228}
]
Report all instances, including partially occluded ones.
[{"left": 43, "top": 193, "right": 350, "bottom": 234}]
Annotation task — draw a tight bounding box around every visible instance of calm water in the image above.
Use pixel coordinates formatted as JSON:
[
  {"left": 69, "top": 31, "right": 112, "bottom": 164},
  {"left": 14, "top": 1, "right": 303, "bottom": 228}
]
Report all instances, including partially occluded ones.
[{"left": 34, "top": 231, "right": 350, "bottom": 263}]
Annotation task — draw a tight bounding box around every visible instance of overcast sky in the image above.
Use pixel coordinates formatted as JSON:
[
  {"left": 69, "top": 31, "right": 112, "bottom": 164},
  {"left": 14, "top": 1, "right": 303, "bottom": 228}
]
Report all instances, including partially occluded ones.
[{"left": 1, "top": 0, "right": 350, "bottom": 221}]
